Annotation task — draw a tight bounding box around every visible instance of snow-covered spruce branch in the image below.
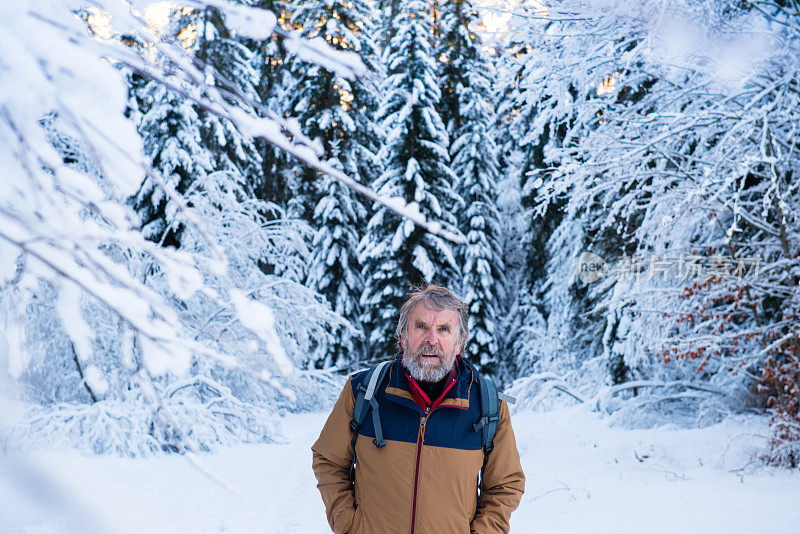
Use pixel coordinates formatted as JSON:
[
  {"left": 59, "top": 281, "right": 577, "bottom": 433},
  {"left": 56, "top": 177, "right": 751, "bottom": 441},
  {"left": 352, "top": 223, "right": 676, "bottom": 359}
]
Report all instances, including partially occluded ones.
[
  {"left": 597, "top": 380, "right": 728, "bottom": 399},
  {"left": 513, "top": 371, "right": 730, "bottom": 409},
  {"left": 0, "top": 218, "right": 299, "bottom": 395},
  {"left": 519, "top": 373, "right": 586, "bottom": 403},
  {"left": 507, "top": 373, "right": 586, "bottom": 407}
]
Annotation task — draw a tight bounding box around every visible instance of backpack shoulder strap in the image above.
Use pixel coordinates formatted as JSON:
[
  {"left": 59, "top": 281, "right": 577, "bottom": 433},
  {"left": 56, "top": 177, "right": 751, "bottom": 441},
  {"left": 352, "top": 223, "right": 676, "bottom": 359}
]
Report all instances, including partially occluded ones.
[
  {"left": 349, "top": 360, "right": 392, "bottom": 483},
  {"left": 498, "top": 391, "right": 516, "bottom": 405},
  {"left": 472, "top": 367, "right": 500, "bottom": 454},
  {"left": 463, "top": 359, "right": 515, "bottom": 452},
  {"left": 463, "top": 359, "right": 502, "bottom": 504}
]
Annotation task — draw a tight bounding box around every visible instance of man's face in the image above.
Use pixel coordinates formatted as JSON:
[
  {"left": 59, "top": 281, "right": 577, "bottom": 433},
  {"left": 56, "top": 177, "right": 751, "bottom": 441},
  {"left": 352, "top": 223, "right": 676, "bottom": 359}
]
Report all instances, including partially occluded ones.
[{"left": 401, "top": 302, "right": 463, "bottom": 383}]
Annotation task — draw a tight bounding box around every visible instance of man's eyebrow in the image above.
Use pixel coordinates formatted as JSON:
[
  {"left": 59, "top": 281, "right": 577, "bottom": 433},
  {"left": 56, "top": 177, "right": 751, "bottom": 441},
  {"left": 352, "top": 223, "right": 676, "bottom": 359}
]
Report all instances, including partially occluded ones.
[{"left": 413, "top": 319, "right": 453, "bottom": 328}]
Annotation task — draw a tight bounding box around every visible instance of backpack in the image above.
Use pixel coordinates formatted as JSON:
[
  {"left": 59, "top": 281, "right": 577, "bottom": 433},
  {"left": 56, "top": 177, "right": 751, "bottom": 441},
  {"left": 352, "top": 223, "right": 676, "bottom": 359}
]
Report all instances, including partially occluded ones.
[{"left": 347, "top": 359, "right": 515, "bottom": 500}]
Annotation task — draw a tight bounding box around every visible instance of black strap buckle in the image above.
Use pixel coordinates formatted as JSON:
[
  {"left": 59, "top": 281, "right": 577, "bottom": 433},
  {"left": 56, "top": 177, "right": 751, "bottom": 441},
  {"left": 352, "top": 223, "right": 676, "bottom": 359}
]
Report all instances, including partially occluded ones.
[{"left": 473, "top": 416, "right": 488, "bottom": 432}]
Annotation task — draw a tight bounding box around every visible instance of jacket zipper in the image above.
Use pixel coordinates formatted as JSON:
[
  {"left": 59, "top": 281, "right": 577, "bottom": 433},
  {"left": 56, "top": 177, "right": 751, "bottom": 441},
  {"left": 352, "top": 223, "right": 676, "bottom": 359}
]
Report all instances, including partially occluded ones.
[{"left": 410, "top": 405, "right": 430, "bottom": 534}]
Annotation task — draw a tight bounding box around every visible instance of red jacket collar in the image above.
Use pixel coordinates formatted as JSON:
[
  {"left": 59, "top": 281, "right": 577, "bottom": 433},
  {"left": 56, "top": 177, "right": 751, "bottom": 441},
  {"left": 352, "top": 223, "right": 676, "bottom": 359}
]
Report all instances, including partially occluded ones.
[{"left": 404, "top": 364, "right": 458, "bottom": 412}]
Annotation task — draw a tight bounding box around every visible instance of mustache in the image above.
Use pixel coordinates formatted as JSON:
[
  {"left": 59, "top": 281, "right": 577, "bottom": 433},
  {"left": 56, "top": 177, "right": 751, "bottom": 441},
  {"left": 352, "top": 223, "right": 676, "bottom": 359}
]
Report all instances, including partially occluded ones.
[{"left": 414, "top": 344, "right": 443, "bottom": 358}]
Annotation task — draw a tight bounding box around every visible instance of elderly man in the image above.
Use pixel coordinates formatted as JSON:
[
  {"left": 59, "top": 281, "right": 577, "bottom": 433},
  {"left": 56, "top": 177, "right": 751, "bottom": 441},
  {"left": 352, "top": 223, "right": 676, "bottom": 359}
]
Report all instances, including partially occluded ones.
[{"left": 312, "top": 285, "right": 525, "bottom": 534}]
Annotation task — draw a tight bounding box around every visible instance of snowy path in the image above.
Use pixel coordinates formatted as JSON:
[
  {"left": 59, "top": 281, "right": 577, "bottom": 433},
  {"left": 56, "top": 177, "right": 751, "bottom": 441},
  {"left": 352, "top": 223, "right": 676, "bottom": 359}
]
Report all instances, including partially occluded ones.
[{"left": 3, "top": 408, "right": 800, "bottom": 534}]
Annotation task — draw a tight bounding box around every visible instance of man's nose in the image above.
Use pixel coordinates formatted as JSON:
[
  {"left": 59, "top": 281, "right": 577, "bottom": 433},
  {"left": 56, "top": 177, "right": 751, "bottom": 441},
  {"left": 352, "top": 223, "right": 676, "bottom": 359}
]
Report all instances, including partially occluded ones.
[{"left": 423, "top": 329, "right": 440, "bottom": 345}]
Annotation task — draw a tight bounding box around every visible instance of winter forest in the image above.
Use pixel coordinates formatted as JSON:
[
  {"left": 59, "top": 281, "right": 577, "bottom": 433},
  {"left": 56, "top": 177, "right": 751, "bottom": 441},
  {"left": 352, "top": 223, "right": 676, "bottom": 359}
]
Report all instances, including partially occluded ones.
[{"left": 2, "top": 0, "right": 800, "bottom": 532}]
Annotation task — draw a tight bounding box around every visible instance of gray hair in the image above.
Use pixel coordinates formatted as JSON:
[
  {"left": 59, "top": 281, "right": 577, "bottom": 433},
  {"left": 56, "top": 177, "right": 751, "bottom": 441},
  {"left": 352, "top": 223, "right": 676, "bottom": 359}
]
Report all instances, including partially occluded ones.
[{"left": 396, "top": 284, "right": 469, "bottom": 350}]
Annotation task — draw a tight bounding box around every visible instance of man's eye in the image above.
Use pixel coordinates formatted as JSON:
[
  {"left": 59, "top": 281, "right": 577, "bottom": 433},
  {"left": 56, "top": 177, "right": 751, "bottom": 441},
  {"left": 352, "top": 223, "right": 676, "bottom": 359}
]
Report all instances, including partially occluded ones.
[{"left": 440, "top": 326, "right": 449, "bottom": 332}]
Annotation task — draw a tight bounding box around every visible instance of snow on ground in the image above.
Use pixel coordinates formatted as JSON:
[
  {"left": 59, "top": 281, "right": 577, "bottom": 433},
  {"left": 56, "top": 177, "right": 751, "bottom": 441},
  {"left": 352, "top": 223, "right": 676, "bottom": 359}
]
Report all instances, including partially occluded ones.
[
  {"left": 2, "top": 405, "right": 800, "bottom": 534},
  {"left": 511, "top": 407, "right": 800, "bottom": 533}
]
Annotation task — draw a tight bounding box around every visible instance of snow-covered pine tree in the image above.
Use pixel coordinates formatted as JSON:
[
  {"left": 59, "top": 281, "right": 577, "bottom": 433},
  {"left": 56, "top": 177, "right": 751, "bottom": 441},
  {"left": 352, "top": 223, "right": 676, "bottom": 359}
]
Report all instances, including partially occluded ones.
[
  {"left": 488, "top": 17, "right": 555, "bottom": 383},
  {"left": 196, "top": 8, "right": 264, "bottom": 195},
  {"left": 245, "top": 0, "right": 295, "bottom": 207},
  {"left": 373, "top": 0, "right": 402, "bottom": 47},
  {"left": 131, "top": 6, "right": 264, "bottom": 248},
  {"left": 306, "top": 150, "right": 367, "bottom": 367},
  {"left": 359, "top": 0, "right": 463, "bottom": 359},
  {"left": 489, "top": 42, "right": 526, "bottom": 383},
  {"left": 437, "top": 0, "right": 474, "bottom": 138},
  {"left": 131, "top": 75, "right": 214, "bottom": 247},
  {"left": 284, "top": 0, "right": 381, "bottom": 223},
  {"left": 453, "top": 97, "right": 505, "bottom": 373},
  {"left": 280, "top": 0, "right": 382, "bottom": 365},
  {"left": 438, "top": 0, "right": 505, "bottom": 373}
]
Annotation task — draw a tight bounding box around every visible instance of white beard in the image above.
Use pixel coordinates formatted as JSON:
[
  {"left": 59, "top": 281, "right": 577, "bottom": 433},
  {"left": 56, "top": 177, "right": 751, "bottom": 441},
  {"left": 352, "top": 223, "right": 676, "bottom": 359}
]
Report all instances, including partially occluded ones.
[{"left": 402, "top": 344, "right": 455, "bottom": 383}]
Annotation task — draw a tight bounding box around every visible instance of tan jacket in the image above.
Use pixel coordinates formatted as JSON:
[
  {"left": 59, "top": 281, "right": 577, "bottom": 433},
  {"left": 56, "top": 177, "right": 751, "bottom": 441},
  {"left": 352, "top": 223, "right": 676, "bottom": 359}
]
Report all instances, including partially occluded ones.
[{"left": 311, "top": 357, "right": 525, "bottom": 534}]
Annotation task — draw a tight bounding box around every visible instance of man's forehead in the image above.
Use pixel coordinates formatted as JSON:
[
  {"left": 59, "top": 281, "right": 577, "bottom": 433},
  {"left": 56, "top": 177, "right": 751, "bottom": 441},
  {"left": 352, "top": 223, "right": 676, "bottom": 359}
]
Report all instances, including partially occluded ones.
[{"left": 409, "top": 303, "right": 458, "bottom": 325}]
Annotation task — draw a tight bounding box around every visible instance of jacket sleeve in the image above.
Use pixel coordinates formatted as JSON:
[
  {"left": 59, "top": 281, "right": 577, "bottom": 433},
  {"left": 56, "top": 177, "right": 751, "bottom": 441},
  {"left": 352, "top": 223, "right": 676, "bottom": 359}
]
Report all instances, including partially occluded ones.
[
  {"left": 470, "top": 400, "right": 525, "bottom": 534},
  {"left": 311, "top": 377, "right": 358, "bottom": 534}
]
